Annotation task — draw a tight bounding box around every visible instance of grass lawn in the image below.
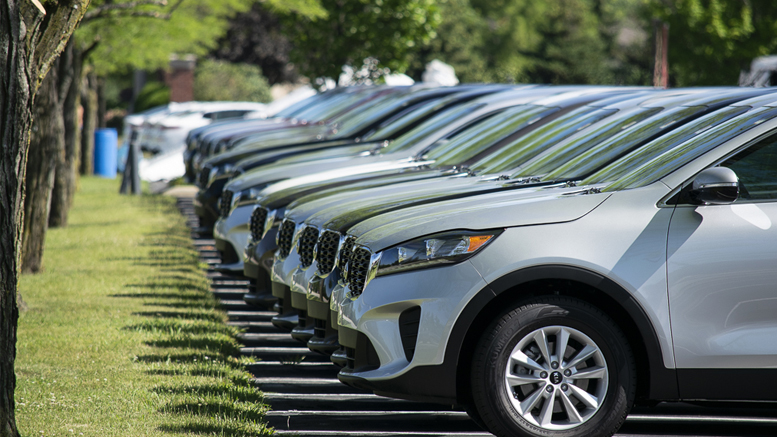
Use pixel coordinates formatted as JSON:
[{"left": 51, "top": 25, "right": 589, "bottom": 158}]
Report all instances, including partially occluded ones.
[{"left": 16, "top": 177, "right": 272, "bottom": 436}]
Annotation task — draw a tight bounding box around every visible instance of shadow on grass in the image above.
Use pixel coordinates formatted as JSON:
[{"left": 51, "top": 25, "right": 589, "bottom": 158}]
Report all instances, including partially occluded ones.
[
  {"left": 146, "top": 336, "right": 241, "bottom": 355},
  {"left": 161, "top": 400, "right": 266, "bottom": 421},
  {"left": 160, "top": 267, "right": 206, "bottom": 275},
  {"left": 126, "top": 194, "right": 270, "bottom": 435},
  {"left": 126, "top": 320, "right": 237, "bottom": 337},
  {"left": 136, "top": 352, "right": 244, "bottom": 367},
  {"left": 67, "top": 220, "right": 127, "bottom": 228},
  {"left": 132, "top": 311, "right": 225, "bottom": 323},
  {"left": 152, "top": 383, "right": 265, "bottom": 403},
  {"left": 147, "top": 367, "right": 239, "bottom": 379},
  {"left": 143, "top": 301, "right": 216, "bottom": 310},
  {"left": 113, "top": 292, "right": 209, "bottom": 300},
  {"left": 157, "top": 423, "right": 265, "bottom": 436}
]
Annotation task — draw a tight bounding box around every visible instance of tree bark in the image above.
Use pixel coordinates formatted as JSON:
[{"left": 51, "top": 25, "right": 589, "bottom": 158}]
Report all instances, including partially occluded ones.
[
  {"left": 97, "top": 75, "right": 106, "bottom": 129},
  {"left": 50, "top": 40, "right": 80, "bottom": 227},
  {"left": 22, "top": 66, "right": 63, "bottom": 273},
  {"left": 1, "top": 2, "right": 90, "bottom": 436},
  {"left": 80, "top": 70, "right": 97, "bottom": 175}
]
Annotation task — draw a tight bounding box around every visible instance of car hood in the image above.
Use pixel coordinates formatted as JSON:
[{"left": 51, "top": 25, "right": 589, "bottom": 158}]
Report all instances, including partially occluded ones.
[
  {"left": 234, "top": 139, "right": 379, "bottom": 170},
  {"left": 275, "top": 143, "right": 378, "bottom": 164},
  {"left": 231, "top": 124, "right": 332, "bottom": 149},
  {"left": 200, "top": 118, "right": 298, "bottom": 144},
  {"left": 353, "top": 186, "right": 611, "bottom": 252},
  {"left": 252, "top": 158, "right": 438, "bottom": 210},
  {"left": 225, "top": 153, "right": 398, "bottom": 193},
  {"left": 203, "top": 128, "right": 330, "bottom": 167},
  {"left": 306, "top": 175, "right": 567, "bottom": 232}
]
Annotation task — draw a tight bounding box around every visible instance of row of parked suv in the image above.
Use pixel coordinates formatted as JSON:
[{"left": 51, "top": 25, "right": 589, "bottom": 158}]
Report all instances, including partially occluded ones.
[{"left": 183, "top": 84, "right": 777, "bottom": 437}]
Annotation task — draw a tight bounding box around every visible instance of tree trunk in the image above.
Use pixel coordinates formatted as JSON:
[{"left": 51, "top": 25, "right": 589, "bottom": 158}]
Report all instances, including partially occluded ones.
[
  {"left": 50, "top": 40, "right": 81, "bottom": 228},
  {"left": 1, "top": 2, "right": 89, "bottom": 435},
  {"left": 97, "top": 75, "right": 106, "bottom": 129},
  {"left": 22, "top": 67, "right": 63, "bottom": 273},
  {"left": 80, "top": 70, "right": 97, "bottom": 176},
  {"left": 0, "top": 7, "right": 32, "bottom": 435}
]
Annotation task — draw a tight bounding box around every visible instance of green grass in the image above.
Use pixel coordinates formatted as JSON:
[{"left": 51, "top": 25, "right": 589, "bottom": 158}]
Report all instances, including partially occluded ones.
[{"left": 16, "top": 177, "right": 272, "bottom": 436}]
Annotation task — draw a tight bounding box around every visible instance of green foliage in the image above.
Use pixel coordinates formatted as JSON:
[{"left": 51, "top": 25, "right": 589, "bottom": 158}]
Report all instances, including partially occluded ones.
[
  {"left": 282, "top": 0, "right": 442, "bottom": 80},
  {"left": 647, "top": 0, "right": 777, "bottom": 85},
  {"left": 408, "top": 0, "right": 652, "bottom": 85},
  {"left": 77, "top": 0, "right": 326, "bottom": 75},
  {"left": 194, "top": 59, "right": 272, "bottom": 102},
  {"left": 134, "top": 81, "right": 170, "bottom": 113},
  {"left": 264, "top": 0, "right": 328, "bottom": 18},
  {"left": 406, "top": 0, "right": 493, "bottom": 82}
]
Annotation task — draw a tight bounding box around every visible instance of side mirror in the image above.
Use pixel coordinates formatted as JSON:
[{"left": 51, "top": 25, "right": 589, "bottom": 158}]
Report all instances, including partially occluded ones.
[{"left": 690, "top": 167, "right": 739, "bottom": 205}]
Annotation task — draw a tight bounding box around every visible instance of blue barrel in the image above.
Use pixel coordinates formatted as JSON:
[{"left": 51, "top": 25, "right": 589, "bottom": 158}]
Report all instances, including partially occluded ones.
[{"left": 94, "top": 128, "right": 118, "bottom": 178}]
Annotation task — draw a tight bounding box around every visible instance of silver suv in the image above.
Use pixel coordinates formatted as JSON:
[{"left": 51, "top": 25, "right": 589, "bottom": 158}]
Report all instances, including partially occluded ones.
[{"left": 334, "top": 98, "right": 777, "bottom": 437}]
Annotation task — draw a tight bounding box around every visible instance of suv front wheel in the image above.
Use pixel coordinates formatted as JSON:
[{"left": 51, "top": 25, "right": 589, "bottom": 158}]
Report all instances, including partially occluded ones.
[{"left": 470, "top": 296, "right": 636, "bottom": 437}]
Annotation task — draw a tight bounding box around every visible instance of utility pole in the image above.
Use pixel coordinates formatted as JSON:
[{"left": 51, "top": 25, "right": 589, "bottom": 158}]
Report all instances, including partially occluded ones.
[{"left": 653, "top": 20, "right": 670, "bottom": 88}]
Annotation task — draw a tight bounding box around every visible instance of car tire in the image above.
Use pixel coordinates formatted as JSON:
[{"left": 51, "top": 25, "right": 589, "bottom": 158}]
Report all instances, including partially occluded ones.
[{"left": 470, "top": 296, "right": 636, "bottom": 437}]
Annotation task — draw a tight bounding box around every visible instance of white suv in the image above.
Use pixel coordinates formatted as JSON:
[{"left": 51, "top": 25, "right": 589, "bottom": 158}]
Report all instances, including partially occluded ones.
[{"left": 334, "top": 98, "right": 777, "bottom": 437}]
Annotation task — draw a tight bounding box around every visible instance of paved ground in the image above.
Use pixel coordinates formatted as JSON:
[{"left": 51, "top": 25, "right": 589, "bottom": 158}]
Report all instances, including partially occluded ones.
[{"left": 174, "top": 196, "right": 777, "bottom": 437}]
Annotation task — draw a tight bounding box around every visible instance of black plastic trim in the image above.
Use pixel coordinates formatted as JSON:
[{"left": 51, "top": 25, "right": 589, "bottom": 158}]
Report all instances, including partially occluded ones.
[
  {"left": 214, "top": 237, "right": 239, "bottom": 264},
  {"left": 678, "top": 369, "right": 777, "bottom": 401}
]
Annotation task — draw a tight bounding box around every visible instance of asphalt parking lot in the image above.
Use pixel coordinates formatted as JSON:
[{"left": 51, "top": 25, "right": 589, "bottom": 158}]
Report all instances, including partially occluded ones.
[{"left": 177, "top": 196, "right": 777, "bottom": 437}]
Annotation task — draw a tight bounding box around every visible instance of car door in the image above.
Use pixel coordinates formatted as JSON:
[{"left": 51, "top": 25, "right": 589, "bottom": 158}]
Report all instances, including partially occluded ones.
[{"left": 666, "top": 132, "right": 777, "bottom": 399}]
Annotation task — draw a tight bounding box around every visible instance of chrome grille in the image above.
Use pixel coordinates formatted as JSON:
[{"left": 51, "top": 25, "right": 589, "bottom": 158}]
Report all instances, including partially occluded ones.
[
  {"left": 250, "top": 207, "right": 269, "bottom": 241},
  {"left": 219, "top": 190, "right": 233, "bottom": 218},
  {"left": 298, "top": 227, "right": 320, "bottom": 268},
  {"left": 315, "top": 230, "right": 341, "bottom": 275},
  {"left": 277, "top": 219, "right": 296, "bottom": 258},
  {"left": 339, "top": 235, "right": 356, "bottom": 273},
  {"left": 348, "top": 246, "right": 372, "bottom": 296}
]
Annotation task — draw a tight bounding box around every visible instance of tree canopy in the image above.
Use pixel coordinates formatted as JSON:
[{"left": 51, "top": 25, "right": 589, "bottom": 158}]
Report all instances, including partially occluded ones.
[
  {"left": 77, "top": 0, "right": 326, "bottom": 75},
  {"left": 406, "top": 0, "right": 651, "bottom": 85},
  {"left": 648, "top": 0, "right": 777, "bottom": 86},
  {"left": 282, "top": 0, "right": 441, "bottom": 80}
]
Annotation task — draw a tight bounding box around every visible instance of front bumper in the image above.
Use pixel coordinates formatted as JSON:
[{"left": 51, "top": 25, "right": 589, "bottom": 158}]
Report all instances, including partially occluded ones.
[
  {"left": 213, "top": 204, "right": 254, "bottom": 270},
  {"left": 194, "top": 177, "right": 229, "bottom": 226},
  {"left": 243, "top": 228, "right": 278, "bottom": 281},
  {"left": 336, "top": 260, "right": 488, "bottom": 403}
]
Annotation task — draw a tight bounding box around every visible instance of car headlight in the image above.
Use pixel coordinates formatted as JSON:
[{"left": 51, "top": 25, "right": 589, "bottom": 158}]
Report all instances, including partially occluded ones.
[{"left": 376, "top": 230, "right": 502, "bottom": 276}]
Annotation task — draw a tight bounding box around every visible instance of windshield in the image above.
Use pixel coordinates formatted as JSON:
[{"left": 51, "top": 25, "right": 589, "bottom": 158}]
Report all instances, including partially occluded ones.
[
  {"left": 273, "top": 93, "right": 322, "bottom": 119},
  {"left": 537, "top": 106, "right": 707, "bottom": 180},
  {"left": 473, "top": 106, "right": 619, "bottom": 173},
  {"left": 593, "top": 105, "right": 777, "bottom": 190},
  {"left": 428, "top": 105, "right": 558, "bottom": 165},
  {"left": 382, "top": 102, "right": 487, "bottom": 154},
  {"left": 364, "top": 94, "right": 467, "bottom": 141},
  {"left": 291, "top": 92, "right": 368, "bottom": 123},
  {"left": 330, "top": 93, "right": 405, "bottom": 136},
  {"left": 512, "top": 106, "right": 663, "bottom": 178}
]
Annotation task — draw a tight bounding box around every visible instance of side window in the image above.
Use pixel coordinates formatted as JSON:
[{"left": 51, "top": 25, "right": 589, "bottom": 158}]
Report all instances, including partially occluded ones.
[{"left": 721, "top": 135, "right": 777, "bottom": 201}]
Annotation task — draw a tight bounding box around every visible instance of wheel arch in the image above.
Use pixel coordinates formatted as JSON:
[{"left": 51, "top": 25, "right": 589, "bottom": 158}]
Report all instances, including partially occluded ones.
[{"left": 450, "top": 264, "right": 679, "bottom": 407}]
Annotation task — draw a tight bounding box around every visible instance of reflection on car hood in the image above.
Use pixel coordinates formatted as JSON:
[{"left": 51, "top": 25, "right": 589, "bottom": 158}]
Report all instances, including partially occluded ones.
[
  {"left": 233, "top": 139, "right": 378, "bottom": 169},
  {"left": 275, "top": 143, "right": 378, "bottom": 165},
  {"left": 253, "top": 159, "right": 438, "bottom": 209},
  {"left": 225, "top": 154, "right": 394, "bottom": 192},
  {"left": 353, "top": 187, "right": 611, "bottom": 252},
  {"left": 283, "top": 172, "right": 468, "bottom": 225}
]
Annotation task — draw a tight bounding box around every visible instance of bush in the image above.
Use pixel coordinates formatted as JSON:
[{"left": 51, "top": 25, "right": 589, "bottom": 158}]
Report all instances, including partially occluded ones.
[
  {"left": 194, "top": 59, "right": 272, "bottom": 102},
  {"left": 134, "top": 81, "right": 170, "bottom": 112}
]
